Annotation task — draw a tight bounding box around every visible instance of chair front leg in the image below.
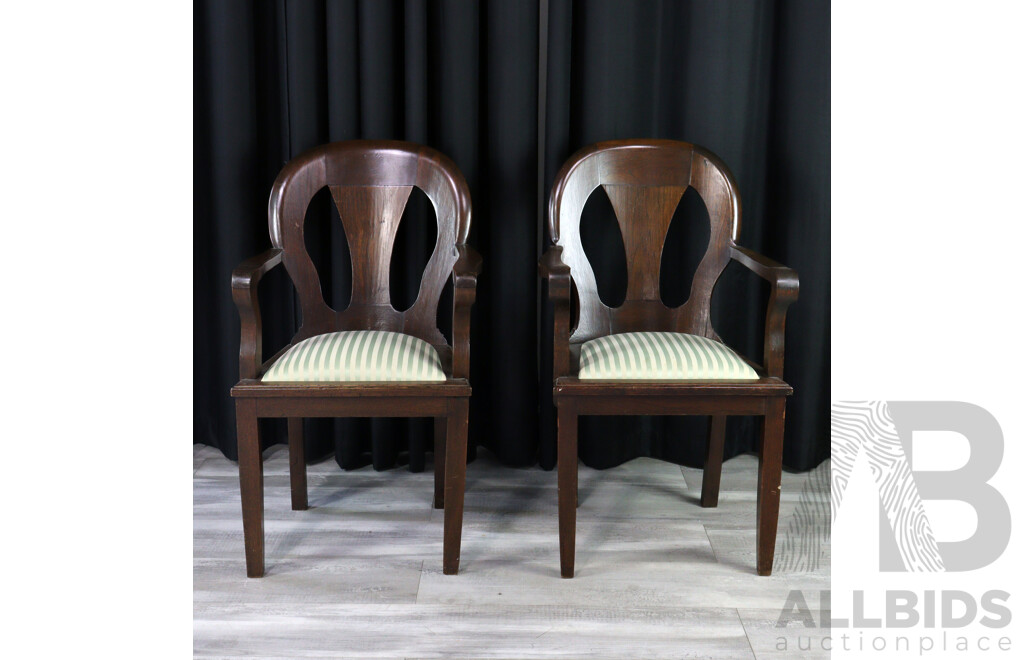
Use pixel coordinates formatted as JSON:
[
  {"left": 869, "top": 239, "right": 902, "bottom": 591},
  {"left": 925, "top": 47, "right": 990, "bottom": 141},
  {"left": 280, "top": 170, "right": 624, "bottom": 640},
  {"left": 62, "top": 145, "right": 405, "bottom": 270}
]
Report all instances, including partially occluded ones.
[
  {"left": 558, "top": 402, "right": 578, "bottom": 578},
  {"left": 433, "top": 416, "right": 447, "bottom": 509},
  {"left": 442, "top": 399, "right": 469, "bottom": 575},
  {"left": 236, "top": 400, "right": 264, "bottom": 578},
  {"left": 757, "top": 397, "right": 786, "bottom": 576},
  {"left": 287, "top": 418, "right": 308, "bottom": 511},
  {"left": 576, "top": 456, "right": 580, "bottom": 508},
  {"left": 701, "top": 416, "right": 727, "bottom": 508}
]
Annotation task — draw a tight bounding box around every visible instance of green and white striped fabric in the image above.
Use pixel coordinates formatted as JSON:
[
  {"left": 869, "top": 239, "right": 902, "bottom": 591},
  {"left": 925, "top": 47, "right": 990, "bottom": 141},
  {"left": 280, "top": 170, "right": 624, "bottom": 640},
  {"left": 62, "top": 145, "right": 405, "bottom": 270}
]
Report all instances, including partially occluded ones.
[
  {"left": 578, "top": 332, "right": 758, "bottom": 381},
  {"left": 262, "top": 331, "right": 446, "bottom": 382}
]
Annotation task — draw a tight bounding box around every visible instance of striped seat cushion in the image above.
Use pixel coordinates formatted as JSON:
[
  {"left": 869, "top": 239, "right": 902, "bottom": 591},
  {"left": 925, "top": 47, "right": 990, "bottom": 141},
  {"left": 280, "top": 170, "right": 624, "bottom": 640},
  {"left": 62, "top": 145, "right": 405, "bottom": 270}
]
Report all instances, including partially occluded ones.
[
  {"left": 578, "top": 332, "right": 758, "bottom": 381},
  {"left": 262, "top": 331, "right": 446, "bottom": 382}
]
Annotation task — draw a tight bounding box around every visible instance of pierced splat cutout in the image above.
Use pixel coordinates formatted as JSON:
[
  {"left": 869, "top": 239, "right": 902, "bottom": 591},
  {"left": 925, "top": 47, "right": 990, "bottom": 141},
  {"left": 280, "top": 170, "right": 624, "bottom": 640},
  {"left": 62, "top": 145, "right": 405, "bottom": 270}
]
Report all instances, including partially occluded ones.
[
  {"left": 660, "top": 187, "right": 712, "bottom": 308},
  {"left": 389, "top": 186, "right": 438, "bottom": 313},
  {"left": 578, "top": 185, "right": 627, "bottom": 307}
]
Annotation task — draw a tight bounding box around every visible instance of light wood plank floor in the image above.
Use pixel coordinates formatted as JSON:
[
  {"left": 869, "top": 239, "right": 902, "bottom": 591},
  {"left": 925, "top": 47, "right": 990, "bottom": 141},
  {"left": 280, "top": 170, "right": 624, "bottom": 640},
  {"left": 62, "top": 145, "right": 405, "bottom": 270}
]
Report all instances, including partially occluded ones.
[{"left": 194, "top": 443, "right": 830, "bottom": 659}]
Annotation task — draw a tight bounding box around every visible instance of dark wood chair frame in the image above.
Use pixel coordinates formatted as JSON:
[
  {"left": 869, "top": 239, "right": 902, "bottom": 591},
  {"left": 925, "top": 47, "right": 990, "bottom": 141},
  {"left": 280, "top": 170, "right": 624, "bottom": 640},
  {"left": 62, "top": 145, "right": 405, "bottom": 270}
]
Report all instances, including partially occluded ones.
[
  {"left": 230, "top": 140, "right": 481, "bottom": 577},
  {"left": 539, "top": 139, "right": 799, "bottom": 578}
]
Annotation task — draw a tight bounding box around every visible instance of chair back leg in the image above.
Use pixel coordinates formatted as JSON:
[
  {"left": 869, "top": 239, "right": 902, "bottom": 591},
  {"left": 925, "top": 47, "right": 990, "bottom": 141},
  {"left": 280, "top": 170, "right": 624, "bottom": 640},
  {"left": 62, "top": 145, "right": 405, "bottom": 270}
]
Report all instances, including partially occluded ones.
[
  {"left": 433, "top": 416, "right": 447, "bottom": 509},
  {"left": 557, "top": 402, "right": 578, "bottom": 578},
  {"left": 236, "top": 400, "right": 265, "bottom": 578},
  {"left": 757, "top": 397, "right": 786, "bottom": 575},
  {"left": 701, "top": 415, "right": 727, "bottom": 508},
  {"left": 442, "top": 399, "right": 469, "bottom": 574},
  {"left": 287, "top": 418, "right": 308, "bottom": 511}
]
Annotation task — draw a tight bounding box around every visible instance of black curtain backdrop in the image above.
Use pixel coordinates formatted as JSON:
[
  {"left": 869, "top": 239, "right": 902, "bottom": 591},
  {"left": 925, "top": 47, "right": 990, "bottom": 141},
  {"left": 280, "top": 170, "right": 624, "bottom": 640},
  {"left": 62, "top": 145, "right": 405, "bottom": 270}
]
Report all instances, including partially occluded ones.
[{"left": 195, "top": 0, "right": 829, "bottom": 473}]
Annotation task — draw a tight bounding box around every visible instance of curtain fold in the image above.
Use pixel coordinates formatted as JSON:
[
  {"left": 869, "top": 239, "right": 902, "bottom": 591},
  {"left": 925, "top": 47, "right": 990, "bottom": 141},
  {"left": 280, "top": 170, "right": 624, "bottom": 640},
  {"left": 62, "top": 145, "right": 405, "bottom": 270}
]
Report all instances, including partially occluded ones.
[{"left": 195, "top": 0, "right": 829, "bottom": 472}]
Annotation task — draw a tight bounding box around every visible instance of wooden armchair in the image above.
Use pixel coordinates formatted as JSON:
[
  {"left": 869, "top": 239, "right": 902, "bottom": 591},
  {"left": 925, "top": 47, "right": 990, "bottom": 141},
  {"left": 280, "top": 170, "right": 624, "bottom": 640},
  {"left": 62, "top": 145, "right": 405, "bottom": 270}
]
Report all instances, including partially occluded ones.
[
  {"left": 230, "top": 141, "right": 480, "bottom": 577},
  {"left": 540, "top": 139, "right": 798, "bottom": 578}
]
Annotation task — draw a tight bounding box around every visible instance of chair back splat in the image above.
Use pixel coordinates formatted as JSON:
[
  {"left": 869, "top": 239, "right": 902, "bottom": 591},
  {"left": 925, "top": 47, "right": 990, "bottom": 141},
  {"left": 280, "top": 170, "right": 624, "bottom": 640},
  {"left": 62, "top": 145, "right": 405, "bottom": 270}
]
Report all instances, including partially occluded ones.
[
  {"left": 269, "top": 140, "right": 472, "bottom": 352},
  {"left": 549, "top": 139, "right": 739, "bottom": 343}
]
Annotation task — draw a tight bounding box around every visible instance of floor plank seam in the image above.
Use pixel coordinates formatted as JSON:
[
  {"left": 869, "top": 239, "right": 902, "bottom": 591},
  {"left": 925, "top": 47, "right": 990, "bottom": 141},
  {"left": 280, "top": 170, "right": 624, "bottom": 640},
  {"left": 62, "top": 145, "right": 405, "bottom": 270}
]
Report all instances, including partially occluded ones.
[
  {"left": 702, "top": 523, "right": 720, "bottom": 564},
  {"left": 737, "top": 607, "right": 759, "bottom": 660},
  {"left": 414, "top": 559, "right": 424, "bottom": 603}
]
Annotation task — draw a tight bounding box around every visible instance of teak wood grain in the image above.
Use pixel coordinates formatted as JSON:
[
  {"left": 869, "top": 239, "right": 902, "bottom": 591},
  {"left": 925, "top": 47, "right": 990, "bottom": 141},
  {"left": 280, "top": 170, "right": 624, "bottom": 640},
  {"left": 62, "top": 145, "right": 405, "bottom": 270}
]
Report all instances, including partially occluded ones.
[
  {"left": 540, "top": 139, "right": 798, "bottom": 577},
  {"left": 230, "top": 140, "right": 480, "bottom": 578}
]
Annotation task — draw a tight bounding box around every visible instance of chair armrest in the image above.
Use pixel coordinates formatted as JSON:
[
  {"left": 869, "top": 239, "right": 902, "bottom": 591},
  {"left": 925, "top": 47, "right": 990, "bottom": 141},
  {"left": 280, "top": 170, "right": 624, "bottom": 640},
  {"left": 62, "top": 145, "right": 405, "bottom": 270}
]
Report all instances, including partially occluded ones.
[
  {"left": 539, "top": 246, "right": 572, "bottom": 379},
  {"left": 451, "top": 244, "right": 482, "bottom": 379},
  {"left": 231, "top": 249, "right": 284, "bottom": 380},
  {"left": 729, "top": 245, "right": 799, "bottom": 379}
]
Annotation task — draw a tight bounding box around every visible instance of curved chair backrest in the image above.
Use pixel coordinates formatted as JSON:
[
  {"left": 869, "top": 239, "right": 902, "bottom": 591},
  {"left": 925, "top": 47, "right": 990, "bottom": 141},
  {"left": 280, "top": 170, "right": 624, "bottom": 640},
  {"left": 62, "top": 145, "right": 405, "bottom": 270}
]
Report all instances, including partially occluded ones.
[
  {"left": 549, "top": 139, "right": 741, "bottom": 343},
  {"left": 269, "top": 140, "right": 472, "bottom": 353}
]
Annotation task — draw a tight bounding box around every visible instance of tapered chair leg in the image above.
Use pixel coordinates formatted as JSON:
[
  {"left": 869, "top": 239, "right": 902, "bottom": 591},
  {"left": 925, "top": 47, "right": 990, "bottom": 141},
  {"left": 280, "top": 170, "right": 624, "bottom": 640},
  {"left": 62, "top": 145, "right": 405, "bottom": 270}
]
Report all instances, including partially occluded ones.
[
  {"left": 433, "top": 416, "right": 447, "bottom": 510},
  {"left": 287, "top": 418, "right": 308, "bottom": 511},
  {"left": 558, "top": 402, "right": 578, "bottom": 578},
  {"left": 701, "top": 415, "right": 727, "bottom": 508},
  {"left": 236, "top": 400, "right": 264, "bottom": 578},
  {"left": 442, "top": 399, "right": 469, "bottom": 575},
  {"left": 757, "top": 398, "right": 786, "bottom": 576}
]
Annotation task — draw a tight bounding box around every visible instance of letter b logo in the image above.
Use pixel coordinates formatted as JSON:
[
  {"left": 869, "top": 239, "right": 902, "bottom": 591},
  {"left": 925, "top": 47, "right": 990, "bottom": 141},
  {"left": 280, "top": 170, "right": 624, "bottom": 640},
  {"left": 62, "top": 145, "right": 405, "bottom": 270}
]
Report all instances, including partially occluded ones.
[{"left": 832, "top": 401, "right": 1010, "bottom": 572}]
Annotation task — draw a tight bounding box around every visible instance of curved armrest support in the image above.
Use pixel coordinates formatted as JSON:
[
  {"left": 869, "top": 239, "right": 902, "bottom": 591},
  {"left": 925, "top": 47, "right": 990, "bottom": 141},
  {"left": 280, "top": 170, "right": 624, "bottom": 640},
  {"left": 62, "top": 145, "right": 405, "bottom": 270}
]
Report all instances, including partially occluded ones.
[
  {"left": 730, "top": 245, "right": 799, "bottom": 379},
  {"left": 539, "top": 245, "right": 572, "bottom": 379},
  {"left": 232, "top": 249, "right": 284, "bottom": 380},
  {"left": 452, "top": 244, "right": 482, "bottom": 379}
]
